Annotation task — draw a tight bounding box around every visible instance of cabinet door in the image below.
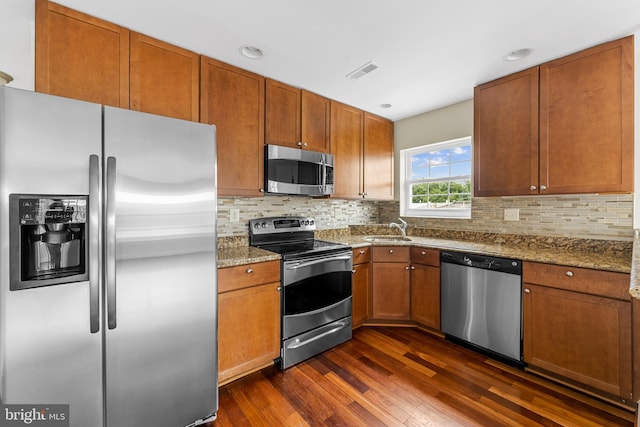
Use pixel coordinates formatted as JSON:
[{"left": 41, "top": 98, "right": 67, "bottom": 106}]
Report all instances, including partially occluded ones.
[
  {"left": 130, "top": 32, "right": 200, "bottom": 121},
  {"left": 35, "top": 0, "right": 129, "bottom": 108},
  {"left": 473, "top": 67, "right": 539, "bottom": 196},
  {"left": 410, "top": 264, "right": 440, "bottom": 330},
  {"left": 352, "top": 263, "right": 371, "bottom": 327},
  {"left": 301, "top": 90, "right": 331, "bottom": 153},
  {"left": 201, "top": 57, "right": 265, "bottom": 196},
  {"left": 363, "top": 113, "right": 394, "bottom": 200},
  {"left": 539, "top": 36, "right": 633, "bottom": 194},
  {"left": 218, "top": 282, "right": 280, "bottom": 384},
  {"left": 523, "top": 284, "right": 632, "bottom": 399},
  {"left": 331, "top": 101, "right": 363, "bottom": 198},
  {"left": 372, "top": 262, "right": 410, "bottom": 320},
  {"left": 265, "top": 79, "right": 300, "bottom": 148}
]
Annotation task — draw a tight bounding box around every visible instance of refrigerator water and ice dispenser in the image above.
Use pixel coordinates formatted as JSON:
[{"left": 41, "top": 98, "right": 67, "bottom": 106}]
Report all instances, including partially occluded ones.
[{"left": 9, "top": 194, "right": 89, "bottom": 290}]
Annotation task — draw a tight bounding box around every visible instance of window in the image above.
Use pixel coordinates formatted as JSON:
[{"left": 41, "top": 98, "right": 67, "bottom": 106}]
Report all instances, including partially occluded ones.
[{"left": 400, "top": 136, "right": 472, "bottom": 219}]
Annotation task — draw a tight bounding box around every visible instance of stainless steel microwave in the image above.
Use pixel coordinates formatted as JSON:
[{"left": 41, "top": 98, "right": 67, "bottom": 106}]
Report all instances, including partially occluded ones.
[{"left": 265, "top": 144, "right": 334, "bottom": 196}]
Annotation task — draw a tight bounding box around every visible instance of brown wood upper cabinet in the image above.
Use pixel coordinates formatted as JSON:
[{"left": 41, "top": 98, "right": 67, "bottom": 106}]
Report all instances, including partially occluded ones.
[
  {"left": 36, "top": 0, "right": 200, "bottom": 121},
  {"left": 474, "top": 36, "right": 633, "bottom": 196},
  {"left": 331, "top": 101, "right": 394, "bottom": 200},
  {"left": 265, "top": 79, "right": 330, "bottom": 153},
  {"left": 201, "top": 57, "right": 265, "bottom": 197},
  {"left": 35, "top": 0, "right": 130, "bottom": 108},
  {"left": 363, "top": 112, "right": 394, "bottom": 200},
  {"left": 129, "top": 33, "right": 200, "bottom": 121}
]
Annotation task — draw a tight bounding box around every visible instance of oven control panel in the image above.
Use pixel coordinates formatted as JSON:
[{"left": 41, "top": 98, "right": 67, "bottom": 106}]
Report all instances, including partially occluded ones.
[{"left": 249, "top": 216, "right": 316, "bottom": 235}]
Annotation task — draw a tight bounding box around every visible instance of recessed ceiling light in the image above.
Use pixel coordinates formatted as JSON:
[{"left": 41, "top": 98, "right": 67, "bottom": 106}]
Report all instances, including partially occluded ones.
[
  {"left": 504, "top": 47, "right": 534, "bottom": 62},
  {"left": 379, "top": 103, "right": 392, "bottom": 109},
  {"left": 239, "top": 45, "right": 264, "bottom": 60}
]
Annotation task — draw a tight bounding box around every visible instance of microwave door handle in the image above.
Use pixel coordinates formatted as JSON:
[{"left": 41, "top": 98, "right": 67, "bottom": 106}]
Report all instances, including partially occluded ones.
[{"left": 321, "top": 155, "right": 326, "bottom": 191}]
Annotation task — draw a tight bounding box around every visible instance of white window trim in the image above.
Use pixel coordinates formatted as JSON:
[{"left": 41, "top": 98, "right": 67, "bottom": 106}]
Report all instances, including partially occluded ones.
[{"left": 400, "top": 136, "right": 472, "bottom": 219}]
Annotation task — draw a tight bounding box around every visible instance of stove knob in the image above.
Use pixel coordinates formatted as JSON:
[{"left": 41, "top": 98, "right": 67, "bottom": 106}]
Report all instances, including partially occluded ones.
[
  {"left": 310, "top": 220, "right": 315, "bottom": 225},
  {"left": 261, "top": 222, "right": 268, "bottom": 228}
]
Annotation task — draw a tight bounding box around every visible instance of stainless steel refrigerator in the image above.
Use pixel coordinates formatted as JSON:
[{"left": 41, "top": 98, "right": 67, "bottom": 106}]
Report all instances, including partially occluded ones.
[{"left": 0, "top": 87, "right": 218, "bottom": 426}]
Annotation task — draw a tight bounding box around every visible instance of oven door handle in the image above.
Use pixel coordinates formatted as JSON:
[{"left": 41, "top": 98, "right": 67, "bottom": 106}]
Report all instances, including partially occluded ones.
[
  {"left": 286, "top": 255, "right": 352, "bottom": 270},
  {"left": 285, "top": 320, "right": 350, "bottom": 350}
]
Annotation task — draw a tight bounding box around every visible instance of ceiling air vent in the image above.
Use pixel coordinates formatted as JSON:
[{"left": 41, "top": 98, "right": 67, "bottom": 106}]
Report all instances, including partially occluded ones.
[{"left": 346, "top": 61, "right": 379, "bottom": 80}]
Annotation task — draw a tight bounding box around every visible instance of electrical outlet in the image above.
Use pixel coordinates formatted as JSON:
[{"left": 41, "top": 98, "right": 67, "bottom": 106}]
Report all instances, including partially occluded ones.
[
  {"left": 230, "top": 208, "right": 240, "bottom": 223},
  {"left": 504, "top": 208, "right": 520, "bottom": 221}
]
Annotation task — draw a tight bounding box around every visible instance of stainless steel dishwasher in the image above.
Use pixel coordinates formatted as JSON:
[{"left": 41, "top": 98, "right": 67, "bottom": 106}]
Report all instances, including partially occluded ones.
[{"left": 440, "top": 250, "right": 523, "bottom": 365}]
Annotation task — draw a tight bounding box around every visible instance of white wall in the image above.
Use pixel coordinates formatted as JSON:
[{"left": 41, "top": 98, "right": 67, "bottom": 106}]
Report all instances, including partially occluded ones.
[
  {"left": 393, "top": 99, "right": 473, "bottom": 199},
  {"left": 1, "top": 0, "right": 34, "bottom": 90}
]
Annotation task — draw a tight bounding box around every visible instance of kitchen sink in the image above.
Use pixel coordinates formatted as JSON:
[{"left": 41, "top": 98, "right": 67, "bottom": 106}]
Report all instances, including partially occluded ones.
[{"left": 363, "top": 235, "right": 412, "bottom": 242}]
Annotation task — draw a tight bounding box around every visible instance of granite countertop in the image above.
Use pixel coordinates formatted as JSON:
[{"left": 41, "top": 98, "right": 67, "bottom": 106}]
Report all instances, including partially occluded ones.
[
  {"left": 218, "top": 245, "right": 281, "bottom": 268},
  {"left": 329, "top": 235, "right": 631, "bottom": 274},
  {"left": 218, "top": 233, "right": 632, "bottom": 274},
  {"left": 629, "top": 230, "right": 640, "bottom": 298}
]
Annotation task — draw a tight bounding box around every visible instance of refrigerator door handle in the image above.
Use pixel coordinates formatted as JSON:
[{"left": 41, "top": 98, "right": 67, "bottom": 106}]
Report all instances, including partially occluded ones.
[
  {"left": 106, "top": 156, "right": 117, "bottom": 330},
  {"left": 89, "top": 155, "right": 101, "bottom": 333}
]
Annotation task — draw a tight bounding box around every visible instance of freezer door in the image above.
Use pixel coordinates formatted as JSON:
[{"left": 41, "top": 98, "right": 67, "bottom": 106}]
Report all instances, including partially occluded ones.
[
  {"left": 0, "top": 88, "right": 104, "bottom": 426},
  {"left": 103, "top": 107, "right": 217, "bottom": 427}
]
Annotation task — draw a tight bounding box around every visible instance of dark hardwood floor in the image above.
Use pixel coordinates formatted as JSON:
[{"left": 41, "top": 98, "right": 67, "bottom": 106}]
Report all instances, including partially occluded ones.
[{"left": 212, "top": 327, "right": 635, "bottom": 426}]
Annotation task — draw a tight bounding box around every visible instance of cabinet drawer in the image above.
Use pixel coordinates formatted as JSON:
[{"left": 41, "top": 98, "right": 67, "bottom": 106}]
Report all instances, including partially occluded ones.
[
  {"left": 218, "top": 260, "right": 280, "bottom": 293},
  {"left": 372, "top": 246, "right": 410, "bottom": 262},
  {"left": 523, "top": 262, "right": 630, "bottom": 301},
  {"left": 411, "top": 247, "right": 439, "bottom": 267},
  {"left": 352, "top": 246, "right": 371, "bottom": 265}
]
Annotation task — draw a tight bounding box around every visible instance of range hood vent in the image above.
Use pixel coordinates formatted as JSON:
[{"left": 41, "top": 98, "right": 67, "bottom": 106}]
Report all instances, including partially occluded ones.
[{"left": 346, "top": 61, "right": 379, "bottom": 80}]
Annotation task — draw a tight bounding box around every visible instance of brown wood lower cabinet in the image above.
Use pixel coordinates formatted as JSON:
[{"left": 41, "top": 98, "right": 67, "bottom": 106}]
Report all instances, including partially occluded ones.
[
  {"left": 522, "top": 262, "right": 632, "bottom": 402},
  {"left": 217, "top": 261, "right": 280, "bottom": 385},
  {"left": 410, "top": 247, "right": 440, "bottom": 330},
  {"left": 371, "top": 246, "right": 411, "bottom": 321},
  {"left": 351, "top": 247, "right": 371, "bottom": 327}
]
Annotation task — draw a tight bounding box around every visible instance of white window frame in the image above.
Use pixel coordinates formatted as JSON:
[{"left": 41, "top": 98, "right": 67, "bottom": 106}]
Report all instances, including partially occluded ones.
[{"left": 400, "top": 136, "right": 472, "bottom": 219}]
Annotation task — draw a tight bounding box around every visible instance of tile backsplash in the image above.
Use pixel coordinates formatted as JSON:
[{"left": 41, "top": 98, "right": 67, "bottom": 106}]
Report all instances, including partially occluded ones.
[
  {"left": 380, "top": 194, "right": 634, "bottom": 241},
  {"left": 217, "top": 196, "right": 378, "bottom": 236},
  {"left": 218, "top": 193, "right": 634, "bottom": 241}
]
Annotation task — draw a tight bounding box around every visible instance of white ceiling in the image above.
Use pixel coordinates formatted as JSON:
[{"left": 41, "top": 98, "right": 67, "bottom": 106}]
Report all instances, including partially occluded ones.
[{"left": 44, "top": 1, "right": 640, "bottom": 120}]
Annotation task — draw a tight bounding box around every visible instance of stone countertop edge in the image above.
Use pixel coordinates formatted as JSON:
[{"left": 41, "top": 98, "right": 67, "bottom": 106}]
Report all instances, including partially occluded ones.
[
  {"left": 218, "top": 235, "right": 632, "bottom": 276},
  {"left": 218, "top": 246, "right": 281, "bottom": 268},
  {"left": 629, "top": 230, "right": 640, "bottom": 299}
]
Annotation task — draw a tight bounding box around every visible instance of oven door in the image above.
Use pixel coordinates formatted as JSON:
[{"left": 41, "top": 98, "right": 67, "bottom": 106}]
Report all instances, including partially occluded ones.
[{"left": 282, "top": 250, "right": 352, "bottom": 340}]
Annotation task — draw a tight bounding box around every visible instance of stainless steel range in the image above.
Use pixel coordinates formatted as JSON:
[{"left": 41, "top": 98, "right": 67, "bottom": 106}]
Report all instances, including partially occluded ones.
[{"left": 249, "top": 216, "right": 352, "bottom": 369}]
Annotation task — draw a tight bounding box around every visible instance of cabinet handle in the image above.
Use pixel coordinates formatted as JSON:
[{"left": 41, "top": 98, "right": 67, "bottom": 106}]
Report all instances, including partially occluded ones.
[
  {"left": 296, "top": 141, "right": 308, "bottom": 147},
  {"left": 405, "top": 266, "right": 410, "bottom": 270},
  {"left": 246, "top": 268, "right": 253, "bottom": 274},
  {"left": 389, "top": 249, "right": 394, "bottom": 254},
  {"left": 276, "top": 286, "right": 282, "bottom": 292},
  {"left": 410, "top": 266, "right": 415, "bottom": 270},
  {"left": 540, "top": 185, "right": 547, "bottom": 190},
  {"left": 359, "top": 250, "right": 366, "bottom": 254},
  {"left": 530, "top": 185, "right": 537, "bottom": 190},
  {"left": 421, "top": 251, "right": 426, "bottom": 255},
  {"left": 259, "top": 188, "right": 264, "bottom": 193},
  {"left": 524, "top": 288, "right": 531, "bottom": 294},
  {"left": 352, "top": 270, "right": 356, "bottom": 274},
  {"left": 565, "top": 271, "right": 574, "bottom": 277}
]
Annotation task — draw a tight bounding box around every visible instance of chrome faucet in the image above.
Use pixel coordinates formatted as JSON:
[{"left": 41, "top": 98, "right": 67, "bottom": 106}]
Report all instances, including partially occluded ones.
[{"left": 389, "top": 218, "right": 408, "bottom": 238}]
